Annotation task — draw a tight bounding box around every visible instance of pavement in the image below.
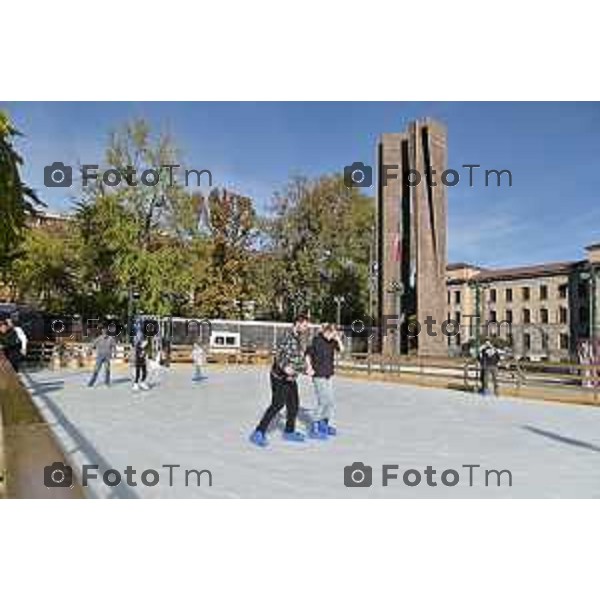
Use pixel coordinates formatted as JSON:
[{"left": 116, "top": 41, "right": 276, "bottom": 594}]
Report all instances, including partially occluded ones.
[{"left": 20, "top": 364, "right": 600, "bottom": 498}]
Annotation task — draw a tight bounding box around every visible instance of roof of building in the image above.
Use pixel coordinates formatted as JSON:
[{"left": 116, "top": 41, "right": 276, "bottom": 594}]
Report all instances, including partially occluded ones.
[
  {"left": 446, "top": 262, "right": 479, "bottom": 271},
  {"left": 474, "top": 261, "right": 582, "bottom": 283}
]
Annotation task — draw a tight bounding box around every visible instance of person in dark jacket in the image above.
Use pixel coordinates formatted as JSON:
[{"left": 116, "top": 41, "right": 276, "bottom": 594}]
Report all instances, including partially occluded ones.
[
  {"left": 0, "top": 318, "right": 23, "bottom": 372},
  {"left": 305, "top": 323, "right": 344, "bottom": 438},
  {"left": 132, "top": 335, "right": 149, "bottom": 391},
  {"left": 250, "top": 314, "right": 312, "bottom": 447},
  {"left": 479, "top": 339, "right": 501, "bottom": 395}
]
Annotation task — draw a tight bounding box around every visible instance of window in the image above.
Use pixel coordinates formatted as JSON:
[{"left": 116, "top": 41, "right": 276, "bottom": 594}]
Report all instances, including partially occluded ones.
[
  {"left": 558, "top": 284, "right": 568, "bottom": 299},
  {"left": 540, "top": 308, "right": 549, "bottom": 324},
  {"left": 506, "top": 309, "right": 513, "bottom": 323},
  {"left": 455, "top": 311, "right": 461, "bottom": 323},
  {"left": 523, "top": 308, "right": 531, "bottom": 324},
  {"left": 541, "top": 333, "right": 548, "bottom": 351},
  {"left": 559, "top": 306, "right": 568, "bottom": 324},
  {"left": 505, "top": 288, "right": 513, "bottom": 302},
  {"left": 522, "top": 286, "right": 530, "bottom": 301},
  {"left": 454, "top": 290, "right": 461, "bottom": 304},
  {"left": 559, "top": 333, "right": 569, "bottom": 350},
  {"left": 225, "top": 336, "right": 236, "bottom": 346},
  {"left": 447, "top": 291, "right": 451, "bottom": 304},
  {"left": 524, "top": 333, "right": 531, "bottom": 351},
  {"left": 540, "top": 285, "right": 548, "bottom": 300},
  {"left": 489, "top": 310, "right": 497, "bottom": 322},
  {"left": 489, "top": 288, "right": 497, "bottom": 303}
]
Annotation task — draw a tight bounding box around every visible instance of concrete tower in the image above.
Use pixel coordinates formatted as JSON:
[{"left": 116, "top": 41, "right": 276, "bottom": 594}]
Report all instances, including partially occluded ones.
[{"left": 376, "top": 118, "right": 448, "bottom": 357}]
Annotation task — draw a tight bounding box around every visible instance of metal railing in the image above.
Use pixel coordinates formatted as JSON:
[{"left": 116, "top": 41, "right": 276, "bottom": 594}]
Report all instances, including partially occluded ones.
[{"left": 336, "top": 353, "right": 600, "bottom": 404}]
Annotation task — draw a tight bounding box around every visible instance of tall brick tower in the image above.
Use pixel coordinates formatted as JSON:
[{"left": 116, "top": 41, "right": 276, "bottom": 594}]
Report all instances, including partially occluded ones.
[{"left": 376, "top": 118, "right": 448, "bottom": 357}]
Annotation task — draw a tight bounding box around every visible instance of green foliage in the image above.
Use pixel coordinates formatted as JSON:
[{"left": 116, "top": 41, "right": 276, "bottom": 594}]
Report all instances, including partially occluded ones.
[
  {"left": 264, "top": 174, "right": 374, "bottom": 321},
  {"left": 8, "top": 118, "right": 375, "bottom": 325},
  {"left": 0, "top": 111, "right": 44, "bottom": 274}
]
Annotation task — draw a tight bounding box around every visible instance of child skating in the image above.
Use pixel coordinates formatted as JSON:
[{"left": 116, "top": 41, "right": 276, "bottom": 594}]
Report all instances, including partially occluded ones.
[
  {"left": 192, "top": 341, "right": 206, "bottom": 382},
  {"left": 305, "top": 323, "right": 343, "bottom": 438}
]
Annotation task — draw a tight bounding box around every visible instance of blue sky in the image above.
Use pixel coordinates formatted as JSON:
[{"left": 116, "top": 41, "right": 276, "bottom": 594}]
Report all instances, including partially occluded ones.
[{"left": 3, "top": 101, "right": 599, "bottom": 268}]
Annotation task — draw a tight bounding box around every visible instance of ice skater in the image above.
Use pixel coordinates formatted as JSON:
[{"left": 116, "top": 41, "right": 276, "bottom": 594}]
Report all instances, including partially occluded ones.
[
  {"left": 87, "top": 325, "right": 116, "bottom": 387},
  {"left": 132, "top": 334, "right": 150, "bottom": 391},
  {"left": 305, "top": 323, "right": 343, "bottom": 438},
  {"left": 192, "top": 341, "right": 206, "bottom": 382},
  {"left": 250, "top": 314, "right": 312, "bottom": 447}
]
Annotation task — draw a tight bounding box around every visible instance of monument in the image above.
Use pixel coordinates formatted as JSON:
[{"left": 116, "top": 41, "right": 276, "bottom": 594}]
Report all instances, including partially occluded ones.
[{"left": 376, "top": 118, "right": 448, "bottom": 357}]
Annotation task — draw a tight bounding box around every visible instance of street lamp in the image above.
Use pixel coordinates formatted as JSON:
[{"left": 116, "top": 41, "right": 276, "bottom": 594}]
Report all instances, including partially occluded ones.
[
  {"left": 580, "top": 267, "right": 597, "bottom": 345},
  {"left": 333, "top": 295, "right": 345, "bottom": 327},
  {"left": 386, "top": 280, "right": 404, "bottom": 355},
  {"left": 467, "top": 280, "right": 489, "bottom": 357}
]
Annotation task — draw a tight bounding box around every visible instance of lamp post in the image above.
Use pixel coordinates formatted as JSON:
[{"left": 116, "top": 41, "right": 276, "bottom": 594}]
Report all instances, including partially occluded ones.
[
  {"left": 386, "top": 280, "right": 404, "bottom": 356},
  {"left": 333, "top": 295, "right": 345, "bottom": 327},
  {"left": 581, "top": 266, "right": 597, "bottom": 346},
  {"left": 467, "top": 280, "right": 489, "bottom": 357}
]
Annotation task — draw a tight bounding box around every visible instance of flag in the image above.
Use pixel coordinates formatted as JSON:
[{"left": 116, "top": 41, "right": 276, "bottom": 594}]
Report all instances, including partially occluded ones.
[{"left": 392, "top": 232, "right": 401, "bottom": 262}]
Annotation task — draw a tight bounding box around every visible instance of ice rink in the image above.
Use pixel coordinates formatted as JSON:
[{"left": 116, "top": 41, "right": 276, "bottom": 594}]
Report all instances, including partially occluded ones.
[{"left": 22, "top": 365, "right": 600, "bottom": 498}]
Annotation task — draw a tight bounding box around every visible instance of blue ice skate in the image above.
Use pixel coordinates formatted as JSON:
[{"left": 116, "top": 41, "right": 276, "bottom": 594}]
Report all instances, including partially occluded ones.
[
  {"left": 250, "top": 430, "right": 268, "bottom": 447},
  {"left": 308, "top": 421, "right": 327, "bottom": 440},
  {"left": 282, "top": 430, "right": 305, "bottom": 442}
]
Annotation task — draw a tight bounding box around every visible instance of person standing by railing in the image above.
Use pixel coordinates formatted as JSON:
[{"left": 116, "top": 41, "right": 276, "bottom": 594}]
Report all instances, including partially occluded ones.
[
  {"left": 0, "top": 317, "right": 22, "bottom": 372},
  {"left": 479, "top": 339, "right": 501, "bottom": 396}
]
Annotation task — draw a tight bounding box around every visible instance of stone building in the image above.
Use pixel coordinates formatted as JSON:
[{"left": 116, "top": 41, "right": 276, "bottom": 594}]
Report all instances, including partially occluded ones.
[{"left": 446, "top": 244, "right": 600, "bottom": 361}]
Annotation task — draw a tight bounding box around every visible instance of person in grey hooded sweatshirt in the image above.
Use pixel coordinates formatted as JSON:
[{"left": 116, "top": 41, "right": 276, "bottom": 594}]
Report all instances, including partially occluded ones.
[{"left": 87, "top": 325, "right": 117, "bottom": 387}]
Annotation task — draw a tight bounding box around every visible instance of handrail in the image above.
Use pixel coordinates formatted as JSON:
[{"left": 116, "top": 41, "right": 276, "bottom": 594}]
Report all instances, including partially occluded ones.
[{"left": 0, "top": 352, "right": 84, "bottom": 498}]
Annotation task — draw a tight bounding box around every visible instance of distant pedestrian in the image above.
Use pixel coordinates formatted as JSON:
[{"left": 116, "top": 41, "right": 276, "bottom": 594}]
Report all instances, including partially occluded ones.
[
  {"left": 87, "top": 326, "right": 116, "bottom": 387},
  {"left": 132, "top": 334, "right": 149, "bottom": 391},
  {"left": 192, "top": 341, "right": 206, "bottom": 382},
  {"left": 250, "top": 314, "right": 312, "bottom": 447},
  {"left": 479, "top": 339, "right": 501, "bottom": 395},
  {"left": 305, "top": 323, "right": 344, "bottom": 438},
  {"left": 0, "top": 318, "right": 23, "bottom": 372}
]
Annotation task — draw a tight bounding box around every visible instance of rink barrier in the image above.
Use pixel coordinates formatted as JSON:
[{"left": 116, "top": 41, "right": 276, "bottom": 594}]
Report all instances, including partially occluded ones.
[
  {"left": 338, "top": 353, "right": 600, "bottom": 403},
  {"left": 0, "top": 351, "right": 84, "bottom": 498}
]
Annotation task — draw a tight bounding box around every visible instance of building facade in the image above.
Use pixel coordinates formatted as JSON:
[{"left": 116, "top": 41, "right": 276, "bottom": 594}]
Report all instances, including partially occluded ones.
[{"left": 446, "top": 244, "right": 600, "bottom": 361}]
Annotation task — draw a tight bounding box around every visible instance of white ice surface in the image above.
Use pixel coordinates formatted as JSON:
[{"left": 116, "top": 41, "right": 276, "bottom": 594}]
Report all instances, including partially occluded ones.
[{"left": 21, "top": 365, "right": 600, "bottom": 498}]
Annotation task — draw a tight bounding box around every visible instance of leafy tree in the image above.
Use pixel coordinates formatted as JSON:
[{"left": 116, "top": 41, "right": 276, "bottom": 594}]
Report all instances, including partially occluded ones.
[
  {"left": 264, "top": 174, "right": 374, "bottom": 322},
  {"left": 194, "top": 188, "right": 258, "bottom": 318},
  {"left": 0, "top": 111, "right": 44, "bottom": 276},
  {"left": 11, "top": 225, "right": 80, "bottom": 313}
]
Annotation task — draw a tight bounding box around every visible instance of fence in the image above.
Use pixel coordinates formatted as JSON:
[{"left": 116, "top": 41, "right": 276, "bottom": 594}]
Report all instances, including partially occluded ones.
[
  {"left": 337, "top": 353, "right": 600, "bottom": 404},
  {"left": 0, "top": 351, "right": 84, "bottom": 498}
]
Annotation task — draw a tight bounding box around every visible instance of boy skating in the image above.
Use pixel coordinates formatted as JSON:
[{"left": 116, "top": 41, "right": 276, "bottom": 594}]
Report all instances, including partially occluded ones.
[
  {"left": 192, "top": 341, "right": 206, "bottom": 382},
  {"left": 305, "top": 323, "right": 343, "bottom": 438},
  {"left": 250, "top": 314, "right": 312, "bottom": 447}
]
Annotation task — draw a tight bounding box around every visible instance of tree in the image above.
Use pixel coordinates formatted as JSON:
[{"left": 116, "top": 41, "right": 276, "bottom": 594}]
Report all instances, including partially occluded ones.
[
  {"left": 0, "top": 111, "right": 44, "bottom": 276},
  {"left": 193, "top": 188, "right": 259, "bottom": 318},
  {"left": 11, "top": 225, "right": 80, "bottom": 313},
  {"left": 264, "top": 174, "right": 374, "bottom": 322}
]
